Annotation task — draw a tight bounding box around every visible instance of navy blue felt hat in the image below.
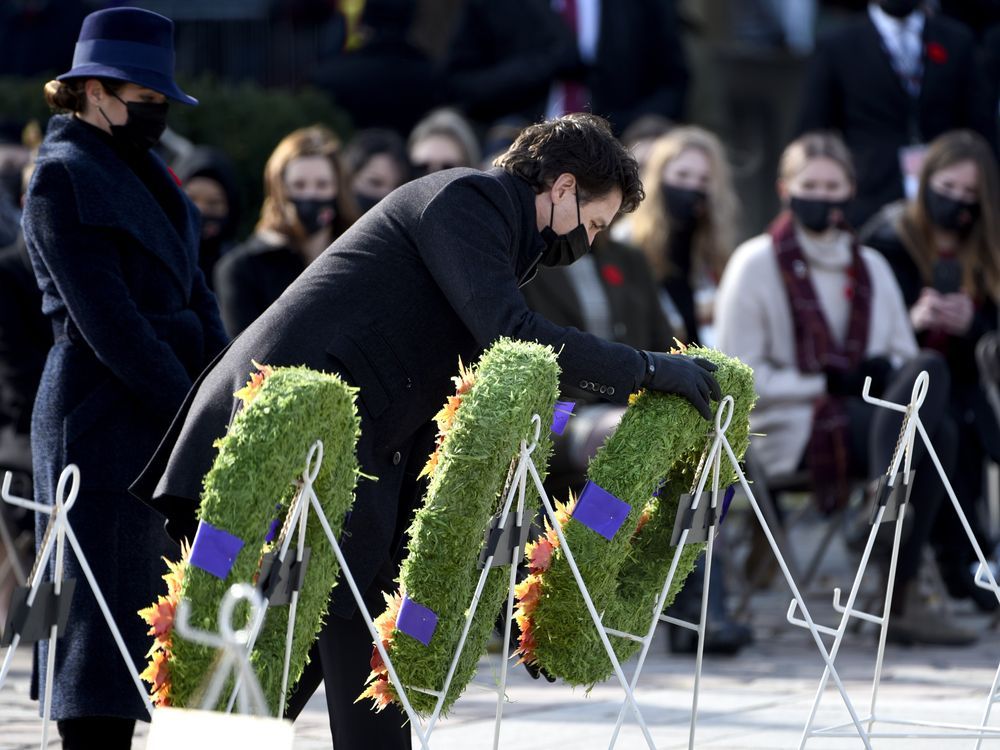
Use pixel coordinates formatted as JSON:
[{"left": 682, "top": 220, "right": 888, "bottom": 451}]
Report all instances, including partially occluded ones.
[{"left": 57, "top": 7, "right": 197, "bottom": 106}]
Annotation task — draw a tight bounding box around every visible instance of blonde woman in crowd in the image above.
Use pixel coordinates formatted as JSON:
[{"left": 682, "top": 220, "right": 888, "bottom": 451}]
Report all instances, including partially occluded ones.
[
  {"left": 716, "top": 131, "right": 975, "bottom": 645},
  {"left": 627, "top": 126, "right": 739, "bottom": 345},
  {"left": 213, "top": 125, "right": 358, "bottom": 335}
]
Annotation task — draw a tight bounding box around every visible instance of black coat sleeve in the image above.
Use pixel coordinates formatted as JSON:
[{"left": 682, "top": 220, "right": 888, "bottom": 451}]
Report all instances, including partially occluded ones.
[
  {"left": 25, "top": 161, "right": 193, "bottom": 413},
  {"left": 412, "top": 177, "right": 646, "bottom": 402}
]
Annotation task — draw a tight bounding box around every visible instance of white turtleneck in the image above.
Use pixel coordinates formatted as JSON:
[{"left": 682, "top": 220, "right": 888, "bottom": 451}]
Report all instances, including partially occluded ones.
[{"left": 715, "top": 229, "right": 917, "bottom": 474}]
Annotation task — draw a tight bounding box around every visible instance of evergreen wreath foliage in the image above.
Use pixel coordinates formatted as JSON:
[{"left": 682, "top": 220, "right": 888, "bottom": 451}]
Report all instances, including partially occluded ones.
[
  {"left": 515, "top": 347, "right": 755, "bottom": 685},
  {"left": 362, "top": 338, "right": 560, "bottom": 715},
  {"left": 140, "top": 365, "right": 360, "bottom": 713}
]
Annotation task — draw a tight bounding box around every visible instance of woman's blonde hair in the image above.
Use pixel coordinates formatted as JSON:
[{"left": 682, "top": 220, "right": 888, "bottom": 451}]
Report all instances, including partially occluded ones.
[
  {"left": 631, "top": 126, "right": 739, "bottom": 281},
  {"left": 897, "top": 129, "right": 1000, "bottom": 301},
  {"left": 777, "top": 130, "right": 855, "bottom": 187},
  {"left": 256, "top": 125, "right": 358, "bottom": 244}
]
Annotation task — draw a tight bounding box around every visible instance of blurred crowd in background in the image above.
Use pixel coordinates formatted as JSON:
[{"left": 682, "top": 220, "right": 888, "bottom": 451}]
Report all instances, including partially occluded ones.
[{"left": 2, "top": 0, "right": 1000, "bottom": 659}]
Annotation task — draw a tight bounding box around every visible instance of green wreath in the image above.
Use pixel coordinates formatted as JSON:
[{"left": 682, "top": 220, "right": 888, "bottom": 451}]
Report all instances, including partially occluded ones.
[
  {"left": 515, "top": 347, "right": 755, "bottom": 685},
  {"left": 361, "top": 338, "right": 560, "bottom": 715},
  {"left": 139, "top": 364, "right": 360, "bottom": 713}
]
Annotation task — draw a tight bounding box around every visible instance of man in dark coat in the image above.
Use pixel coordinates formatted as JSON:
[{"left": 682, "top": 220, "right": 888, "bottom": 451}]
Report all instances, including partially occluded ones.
[
  {"left": 132, "top": 113, "right": 719, "bottom": 749},
  {"left": 797, "top": 0, "right": 997, "bottom": 227}
]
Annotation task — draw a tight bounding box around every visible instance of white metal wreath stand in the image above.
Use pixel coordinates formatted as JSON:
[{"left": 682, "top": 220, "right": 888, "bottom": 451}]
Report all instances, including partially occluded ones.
[
  {"left": 0, "top": 465, "right": 154, "bottom": 748},
  {"left": 794, "top": 371, "right": 1000, "bottom": 746},
  {"left": 229, "top": 396, "right": 866, "bottom": 749},
  {"left": 602, "top": 395, "right": 869, "bottom": 749}
]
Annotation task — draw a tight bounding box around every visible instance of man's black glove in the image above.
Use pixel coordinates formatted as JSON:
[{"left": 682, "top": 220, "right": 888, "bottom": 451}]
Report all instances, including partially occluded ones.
[
  {"left": 825, "top": 356, "right": 893, "bottom": 398},
  {"left": 640, "top": 351, "right": 722, "bottom": 420}
]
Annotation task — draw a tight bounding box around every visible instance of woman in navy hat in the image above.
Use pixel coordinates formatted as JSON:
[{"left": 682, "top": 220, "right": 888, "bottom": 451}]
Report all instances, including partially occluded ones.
[{"left": 21, "top": 7, "right": 227, "bottom": 746}]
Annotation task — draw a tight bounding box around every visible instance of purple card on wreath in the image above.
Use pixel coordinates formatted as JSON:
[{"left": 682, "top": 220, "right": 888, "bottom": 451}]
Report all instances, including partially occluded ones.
[
  {"left": 573, "top": 481, "right": 631, "bottom": 540},
  {"left": 396, "top": 595, "right": 438, "bottom": 646},
  {"left": 550, "top": 400, "right": 576, "bottom": 436},
  {"left": 189, "top": 520, "right": 245, "bottom": 580}
]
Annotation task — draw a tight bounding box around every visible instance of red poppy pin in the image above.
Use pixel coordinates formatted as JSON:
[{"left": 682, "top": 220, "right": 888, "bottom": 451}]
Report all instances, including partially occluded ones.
[
  {"left": 926, "top": 41, "right": 948, "bottom": 65},
  {"left": 601, "top": 263, "right": 624, "bottom": 287}
]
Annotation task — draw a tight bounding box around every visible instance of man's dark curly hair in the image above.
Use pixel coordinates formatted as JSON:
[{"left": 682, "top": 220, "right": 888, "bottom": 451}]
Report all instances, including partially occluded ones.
[{"left": 494, "top": 113, "right": 644, "bottom": 214}]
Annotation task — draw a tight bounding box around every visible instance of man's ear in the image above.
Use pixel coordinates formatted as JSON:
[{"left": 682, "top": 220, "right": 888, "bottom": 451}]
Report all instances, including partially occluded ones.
[{"left": 551, "top": 172, "right": 577, "bottom": 204}]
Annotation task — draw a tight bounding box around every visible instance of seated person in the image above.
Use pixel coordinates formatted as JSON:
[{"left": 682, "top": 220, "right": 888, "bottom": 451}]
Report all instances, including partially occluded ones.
[
  {"left": 619, "top": 126, "right": 739, "bottom": 347},
  {"left": 214, "top": 126, "right": 358, "bottom": 336},
  {"left": 716, "top": 131, "right": 974, "bottom": 645},
  {"left": 861, "top": 129, "right": 1000, "bottom": 609},
  {"left": 343, "top": 128, "right": 410, "bottom": 214},
  {"left": 407, "top": 108, "right": 480, "bottom": 176}
]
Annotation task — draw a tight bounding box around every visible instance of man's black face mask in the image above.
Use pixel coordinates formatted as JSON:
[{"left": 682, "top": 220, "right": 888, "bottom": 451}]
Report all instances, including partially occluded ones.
[{"left": 539, "top": 192, "right": 590, "bottom": 267}]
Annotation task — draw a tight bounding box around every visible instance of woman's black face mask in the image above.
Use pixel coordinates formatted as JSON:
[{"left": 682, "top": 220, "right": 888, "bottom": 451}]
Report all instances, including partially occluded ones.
[
  {"left": 99, "top": 91, "right": 169, "bottom": 152},
  {"left": 789, "top": 196, "right": 850, "bottom": 233},
  {"left": 662, "top": 184, "right": 707, "bottom": 228},
  {"left": 925, "top": 186, "right": 980, "bottom": 233},
  {"left": 539, "top": 192, "right": 590, "bottom": 267}
]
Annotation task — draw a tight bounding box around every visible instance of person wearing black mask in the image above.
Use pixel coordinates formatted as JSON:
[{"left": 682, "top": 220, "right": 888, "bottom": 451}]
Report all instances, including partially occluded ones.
[
  {"left": 22, "top": 8, "right": 228, "bottom": 747},
  {"left": 797, "top": 0, "right": 996, "bottom": 227},
  {"left": 213, "top": 125, "right": 358, "bottom": 336},
  {"left": 343, "top": 127, "right": 411, "bottom": 215},
  {"left": 132, "top": 114, "right": 722, "bottom": 750},
  {"left": 861, "top": 129, "right": 1000, "bottom": 610},
  {"left": 172, "top": 146, "right": 242, "bottom": 286},
  {"left": 719, "top": 131, "right": 976, "bottom": 646},
  {"left": 626, "top": 127, "right": 739, "bottom": 346}
]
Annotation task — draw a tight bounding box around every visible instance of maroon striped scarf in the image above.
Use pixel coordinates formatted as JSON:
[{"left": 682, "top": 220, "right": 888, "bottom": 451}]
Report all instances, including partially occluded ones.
[{"left": 771, "top": 211, "right": 872, "bottom": 513}]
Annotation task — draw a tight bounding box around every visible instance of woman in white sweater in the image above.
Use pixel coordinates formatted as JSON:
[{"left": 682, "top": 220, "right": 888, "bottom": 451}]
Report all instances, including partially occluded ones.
[{"left": 716, "top": 132, "right": 973, "bottom": 646}]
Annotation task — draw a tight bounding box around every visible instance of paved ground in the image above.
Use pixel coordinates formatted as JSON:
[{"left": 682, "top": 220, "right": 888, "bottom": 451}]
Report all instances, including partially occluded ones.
[{"left": 3, "top": 508, "right": 1000, "bottom": 749}]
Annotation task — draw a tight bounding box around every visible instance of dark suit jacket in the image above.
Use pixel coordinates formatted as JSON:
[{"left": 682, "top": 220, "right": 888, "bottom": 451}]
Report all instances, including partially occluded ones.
[
  {"left": 521, "top": 237, "right": 673, "bottom": 353},
  {"left": 446, "top": 0, "right": 688, "bottom": 132},
  {"left": 132, "top": 167, "right": 647, "bottom": 616},
  {"left": 22, "top": 115, "right": 228, "bottom": 720},
  {"left": 798, "top": 14, "right": 997, "bottom": 226}
]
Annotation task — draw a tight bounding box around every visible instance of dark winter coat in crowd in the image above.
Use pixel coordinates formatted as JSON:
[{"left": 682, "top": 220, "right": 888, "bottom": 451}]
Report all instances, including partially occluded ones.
[
  {"left": 133, "top": 166, "right": 650, "bottom": 615},
  {"left": 170, "top": 145, "right": 243, "bottom": 286},
  {"left": 0, "top": 235, "right": 50, "bottom": 475},
  {"left": 22, "top": 115, "right": 228, "bottom": 722},
  {"left": 798, "top": 13, "right": 997, "bottom": 227},
  {"left": 309, "top": 14, "right": 442, "bottom": 136},
  {"left": 212, "top": 234, "right": 307, "bottom": 337},
  {"left": 446, "top": 0, "right": 689, "bottom": 133}
]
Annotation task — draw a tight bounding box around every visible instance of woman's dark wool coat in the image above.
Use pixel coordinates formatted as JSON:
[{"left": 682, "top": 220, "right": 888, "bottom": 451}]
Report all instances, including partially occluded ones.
[{"left": 22, "top": 115, "right": 228, "bottom": 721}]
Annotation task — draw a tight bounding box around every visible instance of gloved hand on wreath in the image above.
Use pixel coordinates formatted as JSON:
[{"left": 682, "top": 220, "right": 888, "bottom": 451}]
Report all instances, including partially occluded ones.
[
  {"left": 640, "top": 351, "right": 722, "bottom": 420},
  {"left": 825, "top": 356, "right": 893, "bottom": 399}
]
